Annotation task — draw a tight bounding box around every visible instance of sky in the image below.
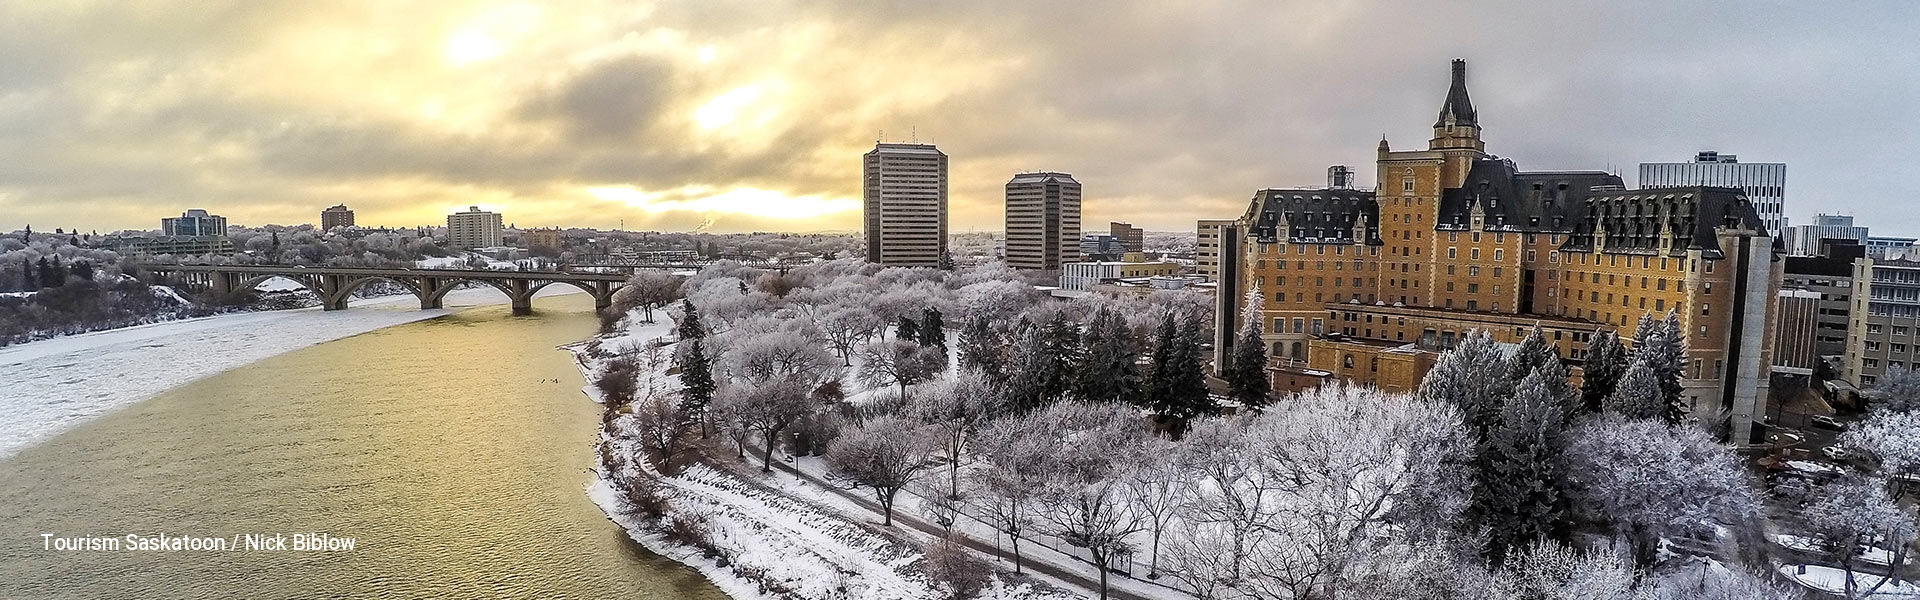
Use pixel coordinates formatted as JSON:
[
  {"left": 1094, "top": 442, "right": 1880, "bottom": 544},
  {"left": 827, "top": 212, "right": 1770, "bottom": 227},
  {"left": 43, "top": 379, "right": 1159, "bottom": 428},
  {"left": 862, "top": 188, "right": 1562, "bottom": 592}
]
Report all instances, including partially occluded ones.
[{"left": 1, "top": 1, "right": 1916, "bottom": 236}]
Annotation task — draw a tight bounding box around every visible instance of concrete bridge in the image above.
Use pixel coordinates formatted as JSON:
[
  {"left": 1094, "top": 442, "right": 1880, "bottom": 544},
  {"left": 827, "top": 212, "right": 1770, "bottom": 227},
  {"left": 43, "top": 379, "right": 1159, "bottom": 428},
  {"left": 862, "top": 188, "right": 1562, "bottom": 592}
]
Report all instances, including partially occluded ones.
[{"left": 143, "top": 264, "right": 630, "bottom": 315}]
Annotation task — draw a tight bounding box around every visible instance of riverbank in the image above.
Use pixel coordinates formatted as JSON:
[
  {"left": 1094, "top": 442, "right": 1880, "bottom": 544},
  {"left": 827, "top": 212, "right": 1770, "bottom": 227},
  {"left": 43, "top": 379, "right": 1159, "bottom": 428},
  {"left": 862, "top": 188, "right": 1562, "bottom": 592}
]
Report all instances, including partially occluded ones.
[
  {"left": 567, "top": 316, "right": 1084, "bottom": 600},
  {"left": 0, "top": 286, "right": 579, "bottom": 459}
]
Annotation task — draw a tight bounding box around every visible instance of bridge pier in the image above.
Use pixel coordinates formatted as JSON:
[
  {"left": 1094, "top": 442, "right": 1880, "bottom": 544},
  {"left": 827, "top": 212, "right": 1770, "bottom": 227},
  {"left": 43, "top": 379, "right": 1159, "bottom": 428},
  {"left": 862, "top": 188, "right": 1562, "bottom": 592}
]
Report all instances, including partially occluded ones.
[
  {"left": 509, "top": 279, "right": 533, "bottom": 315},
  {"left": 418, "top": 277, "right": 445, "bottom": 309},
  {"left": 592, "top": 280, "right": 614, "bottom": 312},
  {"left": 320, "top": 274, "right": 350, "bottom": 311}
]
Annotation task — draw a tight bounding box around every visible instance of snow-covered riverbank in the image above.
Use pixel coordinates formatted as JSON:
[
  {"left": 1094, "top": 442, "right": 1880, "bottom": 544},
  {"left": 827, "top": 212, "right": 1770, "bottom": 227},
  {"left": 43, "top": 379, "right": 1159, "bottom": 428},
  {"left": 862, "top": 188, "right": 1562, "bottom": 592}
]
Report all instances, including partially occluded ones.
[{"left": 0, "top": 286, "right": 580, "bottom": 459}]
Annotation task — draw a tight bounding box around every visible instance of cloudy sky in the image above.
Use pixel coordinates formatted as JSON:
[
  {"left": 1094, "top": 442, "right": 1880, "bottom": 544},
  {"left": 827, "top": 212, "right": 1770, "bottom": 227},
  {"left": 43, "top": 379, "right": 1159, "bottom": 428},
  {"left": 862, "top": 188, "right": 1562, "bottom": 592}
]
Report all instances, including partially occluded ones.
[{"left": 1, "top": 1, "right": 1915, "bottom": 235}]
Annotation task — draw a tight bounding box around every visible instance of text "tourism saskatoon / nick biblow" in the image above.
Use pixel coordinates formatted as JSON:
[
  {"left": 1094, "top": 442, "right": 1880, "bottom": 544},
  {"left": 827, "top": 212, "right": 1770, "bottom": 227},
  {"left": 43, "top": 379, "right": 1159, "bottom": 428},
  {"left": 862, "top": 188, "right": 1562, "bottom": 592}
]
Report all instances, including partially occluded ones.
[{"left": 42, "top": 533, "right": 356, "bottom": 552}]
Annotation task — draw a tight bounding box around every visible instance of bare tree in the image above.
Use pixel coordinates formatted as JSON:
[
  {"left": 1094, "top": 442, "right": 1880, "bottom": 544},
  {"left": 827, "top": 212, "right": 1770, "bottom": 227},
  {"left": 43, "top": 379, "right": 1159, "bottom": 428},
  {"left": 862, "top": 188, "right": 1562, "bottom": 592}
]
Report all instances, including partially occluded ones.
[
  {"left": 1124, "top": 444, "right": 1186, "bottom": 578},
  {"left": 616, "top": 269, "right": 682, "bottom": 323},
  {"left": 906, "top": 371, "right": 1002, "bottom": 498},
  {"left": 858, "top": 339, "right": 945, "bottom": 398},
  {"left": 966, "top": 411, "right": 1055, "bottom": 574},
  {"left": 713, "top": 379, "right": 817, "bottom": 472},
  {"left": 919, "top": 540, "right": 992, "bottom": 600},
  {"left": 630, "top": 395, "right": 693, "bottom": 473},
  {"left": 824, "top": 415, "right": 940, "bottom": 526},
  {"left": 814, "top": 304, "right": 880, "bottom": 366}
]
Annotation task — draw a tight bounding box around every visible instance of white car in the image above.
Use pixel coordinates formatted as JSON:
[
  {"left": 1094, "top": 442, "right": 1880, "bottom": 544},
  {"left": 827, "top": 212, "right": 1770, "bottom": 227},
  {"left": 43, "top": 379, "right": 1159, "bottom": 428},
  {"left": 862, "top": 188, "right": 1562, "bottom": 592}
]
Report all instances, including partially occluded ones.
[{"left": 1820, "top": 446, "right": 1853, "bottom": 461}]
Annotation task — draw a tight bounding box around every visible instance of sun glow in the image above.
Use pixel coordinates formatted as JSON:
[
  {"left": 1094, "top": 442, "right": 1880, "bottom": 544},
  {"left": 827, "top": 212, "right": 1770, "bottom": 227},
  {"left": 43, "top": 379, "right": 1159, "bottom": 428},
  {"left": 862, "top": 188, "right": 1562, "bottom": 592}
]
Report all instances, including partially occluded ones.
[
  {"left": 693, "top": 84, "right": 766, "bottom": 130},
  {"left": 588, "top": 185, "right": 857, "bottom": 220},
  {"left": 444, "top": 29, "right": 504, "bottom": 65}
]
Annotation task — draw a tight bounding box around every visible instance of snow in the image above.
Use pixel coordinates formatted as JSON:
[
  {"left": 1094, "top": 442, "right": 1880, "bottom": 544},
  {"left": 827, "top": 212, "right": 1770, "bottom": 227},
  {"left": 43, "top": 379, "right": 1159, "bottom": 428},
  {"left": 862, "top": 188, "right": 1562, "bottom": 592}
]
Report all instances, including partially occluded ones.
[
  {"left": 0, "top": 286, "right": 581, "bottom": 459},
  {"left": 1777, "top": 563, "right": 1920, "bottom": 597},
  {"left": 414, "top": 252, "right": 520, "bottom": 270},
  {"left": 1772, "top": 534, "right": 1913, "bottom": 566},
  {"left": 1784, "top": 460, "right": 1844, "bottom": 475},
  {"left": 249, "top": 276, "right": 306, "bottom": 292}
]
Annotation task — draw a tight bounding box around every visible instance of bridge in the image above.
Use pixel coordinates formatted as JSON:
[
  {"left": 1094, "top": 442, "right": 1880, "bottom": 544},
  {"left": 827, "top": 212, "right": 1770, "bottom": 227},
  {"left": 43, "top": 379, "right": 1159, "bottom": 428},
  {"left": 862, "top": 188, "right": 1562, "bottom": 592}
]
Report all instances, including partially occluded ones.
[{"left": 142, "top": 264, "right": 631, "bottom": 315}]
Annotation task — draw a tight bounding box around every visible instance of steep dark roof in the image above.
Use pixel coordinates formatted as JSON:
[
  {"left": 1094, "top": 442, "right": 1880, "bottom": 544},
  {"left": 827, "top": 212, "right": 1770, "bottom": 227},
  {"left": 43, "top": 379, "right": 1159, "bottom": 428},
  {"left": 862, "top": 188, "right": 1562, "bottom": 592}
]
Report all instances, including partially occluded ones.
[
  {"left": 1561, "top": 186, "right": 1770, "bottom": 259},
  {"left": 1435, "top": 59, "right": 1477, "bottom": 128},
  {"left": 1248, "top": 188, "right": 1381, "bottom": 245},
  {"left": 1437, "top": 159, "right": 1624, "bottom": 232}
]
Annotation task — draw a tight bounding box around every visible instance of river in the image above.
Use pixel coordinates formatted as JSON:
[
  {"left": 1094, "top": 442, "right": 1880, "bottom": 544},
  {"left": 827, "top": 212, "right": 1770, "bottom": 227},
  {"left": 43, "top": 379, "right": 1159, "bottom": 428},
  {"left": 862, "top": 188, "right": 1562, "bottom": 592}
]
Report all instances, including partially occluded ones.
[{"left": 0, "top": 294, "right": 726, "bottom": 599}]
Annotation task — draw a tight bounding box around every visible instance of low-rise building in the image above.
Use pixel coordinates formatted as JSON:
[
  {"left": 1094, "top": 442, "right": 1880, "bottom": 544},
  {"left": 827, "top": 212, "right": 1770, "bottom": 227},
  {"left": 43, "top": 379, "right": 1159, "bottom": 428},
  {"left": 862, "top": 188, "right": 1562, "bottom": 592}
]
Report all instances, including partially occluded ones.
[
  {"left": 162, "top": 209, "right": 227, "bottom": 237},
  {"left": 1058, "top": 259, "right": 1180, "bottom": 291}
]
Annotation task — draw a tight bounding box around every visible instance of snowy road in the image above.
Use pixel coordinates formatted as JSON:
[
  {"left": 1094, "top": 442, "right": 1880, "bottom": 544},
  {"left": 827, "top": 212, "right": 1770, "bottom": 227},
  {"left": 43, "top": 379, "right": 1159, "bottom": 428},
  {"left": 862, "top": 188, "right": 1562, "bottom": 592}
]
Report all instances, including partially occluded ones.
[{"left": 0, "top": 286, "right": 582, "bottom": 459}]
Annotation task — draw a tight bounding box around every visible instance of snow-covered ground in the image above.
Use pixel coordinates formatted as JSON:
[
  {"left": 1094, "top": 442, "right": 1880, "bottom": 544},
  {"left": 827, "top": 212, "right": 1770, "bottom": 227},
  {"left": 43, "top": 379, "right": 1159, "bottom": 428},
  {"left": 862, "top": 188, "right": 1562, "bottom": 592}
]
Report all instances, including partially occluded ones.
[
  {"left": 0, "top": 286, "right": 580, "bottom": 459},
  {"left": 1778, "top": 563, "right": 1920, "bottom": 597}
]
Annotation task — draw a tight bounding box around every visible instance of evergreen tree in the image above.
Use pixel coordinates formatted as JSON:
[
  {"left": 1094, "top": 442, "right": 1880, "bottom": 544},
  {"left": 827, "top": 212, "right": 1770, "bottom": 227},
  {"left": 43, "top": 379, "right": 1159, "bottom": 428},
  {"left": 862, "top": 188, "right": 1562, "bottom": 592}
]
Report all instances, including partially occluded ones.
[
  {"left": 1579, "top": 330, "right": 1626, "bottom": 415},
  {"left": 920, "top": 307, "right": 947, "bottom": 354},
  {"left": 678, "top": 339, "right": 716, "bottom": 415},
  {"left": 937, "top": 251, "right": 955, "bottom": 271},
  {"left": 1507, "top": 325, "right": 1554, "bottom": 383},
  {"left": 1228, "top": 314, "right": 1270, "bottom": 409},
  {"left": 1604, "top": 358, "right": 1663, "bottom": 420},
  {"left": 957, "top": 316, "right": 1003, "bottom": 379},
  {"left": 1417, "top": 331, "right": 1511, "bottom": 436},
  {"left": 677, "top": 299, "right": 706, "bottom": 340},
  {"left": 1002, "top": 325, "right": 1050, "bottom": 413},
  {"left": 1146, "top": 312, "right": 1216, "bottom": 438},
  {"left": 896, "top": 315, "right": 920, "bottom": 344},
  {"left": 69, "top": 260, "right": 95, "bottom": 282},
  {"left": 22, "top": 257, "right": 37, "bottom": 291},
  {"left": 1476, "top": 367, "right": 1572, "bottom": 565},
  {"left": 1039, "top": 316, "right": 1084, "bottom": 401},
  {"left": 1654, "top": 312, "right": 1688, "bottom": 426},
  {"left": 37, "top": 257, "right": 62, "bottom": 288},
  {"left": 1076, "top": 308, "right": 1143, "bottom": 404}
]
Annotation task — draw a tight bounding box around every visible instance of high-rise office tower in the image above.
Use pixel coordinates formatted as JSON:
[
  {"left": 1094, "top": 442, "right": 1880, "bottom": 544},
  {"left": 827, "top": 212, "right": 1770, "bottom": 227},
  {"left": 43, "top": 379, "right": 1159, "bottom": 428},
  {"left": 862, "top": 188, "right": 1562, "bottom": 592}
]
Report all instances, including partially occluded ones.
[
  {"left": 321, "top": 204, "right": 355, "bottom": 231},
  {"left": 863, "top": 143, "right": 948, "bottom": 267},
  {"left": 1109, "top": 221, "right": 1144, "bottom": 253},
  {"left": 1004, "top": 172, "right": 1082, "bottom": 271},
  {"left": 1640, "top": 151, "right": 1786, "bottom": 235},
  {"left": 447, "top": 205, "right": 503, "bottom": 249},
  {"left": 161, "top": 209, "right": 227, "bottom": 237}
]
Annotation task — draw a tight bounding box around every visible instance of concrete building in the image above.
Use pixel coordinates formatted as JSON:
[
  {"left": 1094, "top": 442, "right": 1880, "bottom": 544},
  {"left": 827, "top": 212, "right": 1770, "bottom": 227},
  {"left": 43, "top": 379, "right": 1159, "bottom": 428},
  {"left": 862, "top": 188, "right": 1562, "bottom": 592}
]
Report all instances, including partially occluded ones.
[
  {"left": 522, "top": 228, "right": 562, "bottom": 250},
  {"left": 1845, "top": 258, "right": 1920, "bottom": 388},
  {"left": 103, "top": 235, "right": 235, "bottom": 256},
  {"left": 447, "top": 206, "right": 504, "bottom": 249},
  {"left": 1109, "top": 222, "right": 1144, "bottom": 253},
  {"left": 1866, "top": 236, "right": 1919, "bottom": 260},
  {"left": 1059, "top": 259, "right": 1180, "bottom": 291},
  {"left": 1640, "top": 150, "right": 1786, "bottom": 237},
  {"left": 1004, "top": 172, "right": 1081, "bottom": 271},
  {"left": 320, "top": 204, "right": 355, "bottom": 231},
  {"left": 863, "top": 143, "right": 948, "bottom": 267},
  {"left": 1219, "top": 60, "right": 1782, "bottom": 442},
  {"left": 1782, "top": 239, "right": 1862, "bottom": 368},
  {"left": 1196, "top": 219, "right": 1236, "bottom": 282},
  {"left": 161, "top": 209, "right": 227, "bottom": 237},
  {"left": 1785, "top": 214, "right": 1867, "bottom": 256},
  {"left": 1079, "top": 234, "right": 1126, "bottom": 261},
  {"left": 1774, "top": 289, "right": 1823, "bottom": 371}
]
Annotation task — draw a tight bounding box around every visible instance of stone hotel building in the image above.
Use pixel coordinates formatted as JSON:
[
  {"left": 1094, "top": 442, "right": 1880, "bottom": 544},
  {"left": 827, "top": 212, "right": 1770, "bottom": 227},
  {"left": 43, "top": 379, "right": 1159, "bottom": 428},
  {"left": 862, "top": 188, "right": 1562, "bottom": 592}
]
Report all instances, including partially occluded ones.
[{"left": 1216, "top": 60, "right": 1783, "bottom": 442}]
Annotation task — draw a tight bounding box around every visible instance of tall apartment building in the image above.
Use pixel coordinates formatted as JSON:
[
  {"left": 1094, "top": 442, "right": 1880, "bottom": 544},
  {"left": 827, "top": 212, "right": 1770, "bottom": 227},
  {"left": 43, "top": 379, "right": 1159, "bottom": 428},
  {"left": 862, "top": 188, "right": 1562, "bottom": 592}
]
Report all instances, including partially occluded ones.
[
  {"left": 161, "top": 209, "right": 227, "bottom": 237},
  {"left": 321, "top": 204, "right": 356, "bottom": 231},
  {"left": 1196, "top": 219, "right": 1236, "bottom": 282},
  {"left": 1782, "top": 239, "right": 1862, "bottom": 368},
  {"left": 1218, "top": 60, "right": 1782, "bottom": 442},
  {"left": 1004, "top": 172, "right": 1082, "bottom": 271},
  {"left": 447, "top": 206, "right": 504, "bottom": 249},
  {"left": 1845, "top": 258, "right": 1920, "bottom": 389},
  {"left": 1109, "top": 222, "right": 1144, "bottom": 253},
  {"left": 1774, "top": 289, "right": 1824, "bottom": 371},
  {"left": 1785, "top": 214, "right": 1867, "bottom": 256},
  {"left": 863, "top": 143, "right": 948, "bottom": 267},
  {"left": 1640, "top": 150, "right": 1786, "bottom": 236}
]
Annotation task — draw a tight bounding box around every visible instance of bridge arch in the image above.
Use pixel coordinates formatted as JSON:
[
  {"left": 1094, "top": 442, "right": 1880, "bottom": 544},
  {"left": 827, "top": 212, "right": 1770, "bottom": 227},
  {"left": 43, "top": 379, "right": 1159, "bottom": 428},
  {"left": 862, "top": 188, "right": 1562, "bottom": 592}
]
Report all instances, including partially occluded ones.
[
  {"left": 238, "top": 274, "right": 321, "bottom": 294},
  {"left": 421, "top": 277, "right": 519, "bottom": 309},
  {"left": 330, "top": 275, "right": 431, "bottom": 308}
]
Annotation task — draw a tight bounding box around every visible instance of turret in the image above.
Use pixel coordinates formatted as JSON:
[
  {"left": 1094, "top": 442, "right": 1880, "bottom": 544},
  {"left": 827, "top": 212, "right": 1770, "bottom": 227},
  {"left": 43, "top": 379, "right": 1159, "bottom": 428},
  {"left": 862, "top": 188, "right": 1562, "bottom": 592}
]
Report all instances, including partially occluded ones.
[{"left": 1429, "top": 59, "right": 1485, "bottom": 153}]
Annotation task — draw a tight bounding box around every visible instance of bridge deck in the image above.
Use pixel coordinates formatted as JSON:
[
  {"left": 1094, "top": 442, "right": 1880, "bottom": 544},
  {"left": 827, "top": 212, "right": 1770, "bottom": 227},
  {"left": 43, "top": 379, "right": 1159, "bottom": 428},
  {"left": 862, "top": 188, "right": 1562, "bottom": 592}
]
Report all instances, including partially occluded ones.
[{"left": 140, "top": 264, "right": 631, "bottom": 282}]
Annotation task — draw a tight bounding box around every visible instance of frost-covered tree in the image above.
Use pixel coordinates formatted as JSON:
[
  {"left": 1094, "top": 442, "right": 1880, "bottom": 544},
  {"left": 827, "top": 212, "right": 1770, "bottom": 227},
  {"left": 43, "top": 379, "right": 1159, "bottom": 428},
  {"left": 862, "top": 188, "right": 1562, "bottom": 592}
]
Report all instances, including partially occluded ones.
[
  {"left": 1633, "top": 312, "right": 1688, "bottom": 426},
  {"left": 1476, "top": 368, "right": 1572, "bottom": 564},
  {"left": 1030, "top": 403, "right": 1148, "bottom": 599},
  {"left": 1123, "top": 444, "right": 1185, "bottom": 578},
  {"left": 1641, "top": 559, "right": 1807, "bottom": 600},
  {"left": 1507, "top": 325, "right": 1554, "bottom": 383},
  {"left": 1562, "top": 415, "right": 1760, "bottom": 568},
  {"left": 1580, "top": 330, "right": 1626, "bottom": 415},
  {"left": 814, "top": 304, "right": 880, "bottom": 366},
  {"left": 714, "top": 378, "right": 818, "bottom": 472},
  {"left": 966, "top": 411, "right": 1056, "bottom": 573},
  {"left": 858, "top": 339, "right": 946, "bottom": 398},
  {"left": 616, "top": 269, "right": 682, "bottom": 323},
  {"left": 1492, "top": 541, "right": 1639, "bottom": 600},
  {"left": 1227, "top": 288, "right": 1271, "bottom": 409},
  {"left": 1418, "top": 330, "right": 1511, "bottom": 435},
  {"left": 906, "top": 371, "right": 1002, "bottom": 498},
  {"left": 1843, "top": 409, "right": 1920, "bottom": 499},
  {"left": 724, "top": 330, "right": 840, "bottom": 386},
  {"left": 1866, "top": 365, "right": 1920, "bottom": 414},
  {"left": 1002, "top": 318, "right": 1081, "bottom": 413},
  {"left": 1604, "top": 358, "right": 1663, "bottom": 421},
  {"left": 956, "top": 279, "right": 1039, "bottom": 326},
  {"left": 955, "top": 315, "right": 1004, "bottom": 379},
  {"left": 1804, "top": 475, "right": 1916, "bottom": 598},
  {"left": 676, "top": 298, "right": 705, "bottom": 340},
  {"left": 824, "top": 415, "right": 939, "bottom": 526},
  {"left": 630, "top": 396, "right": 694, "bottom": 473}
]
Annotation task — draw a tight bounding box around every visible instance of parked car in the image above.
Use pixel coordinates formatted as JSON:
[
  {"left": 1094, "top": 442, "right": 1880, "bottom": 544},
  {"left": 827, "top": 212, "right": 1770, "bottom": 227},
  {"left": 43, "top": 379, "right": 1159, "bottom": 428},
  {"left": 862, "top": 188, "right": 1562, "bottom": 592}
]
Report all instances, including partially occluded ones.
[
  {"left": 1821, "top": 446, "right": 1854, "bottom": 461},
  {"left": 1811, "top": 415, "right": 1849, "bottom": 432}
]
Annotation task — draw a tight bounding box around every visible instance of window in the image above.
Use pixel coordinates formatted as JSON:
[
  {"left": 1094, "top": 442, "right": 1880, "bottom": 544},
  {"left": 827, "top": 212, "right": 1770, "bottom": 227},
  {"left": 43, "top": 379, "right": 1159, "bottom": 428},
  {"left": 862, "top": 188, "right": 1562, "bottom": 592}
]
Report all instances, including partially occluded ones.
[
  {"left": 1293, "top": 318, "right": 1304, "bottom": 333},
  {"left": 1343, "top": 354, "right": 1355, "bottom": 369},
  {"left": 1870, "top": 324, "right": 1884, "bottom": 334},
  {"left": 1867, "top": 341, "right": 1882, "bottom": 351},
  {"left": 1311, "top": 318, "right": 1324, "bottom": 334},
  {"left": 1448, "top": 247, "right": 1457, "bottom": 259},
  {"left": 1865, "top": 358, "right": 1879, "bottom": 369},
  {"left": 1469, "top": 266, "right": 1480, "bottom": 277},
  {"left": 1896, "top": 344, "right": 1908, "bottom": 354},
  {"left": 1701, "top": 305, "right": 1710, "bottom": 316},
  {"left": 1471, "top": 248, "right": 1481, "bottom": 260},
  {"left": 1494, "top": 249, "right": 1504, "bottom": 261},
  {"left": 1899, "top": 326, "right": 1911, "bottom": 336}
]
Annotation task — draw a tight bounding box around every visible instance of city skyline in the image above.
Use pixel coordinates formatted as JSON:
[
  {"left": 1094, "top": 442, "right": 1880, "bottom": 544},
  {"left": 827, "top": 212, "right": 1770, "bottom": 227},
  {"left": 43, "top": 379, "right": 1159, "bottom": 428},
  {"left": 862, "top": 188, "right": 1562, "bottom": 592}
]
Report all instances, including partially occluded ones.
[{"left": 1, "top": 2, "right": 1917, "bottom": 235}]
